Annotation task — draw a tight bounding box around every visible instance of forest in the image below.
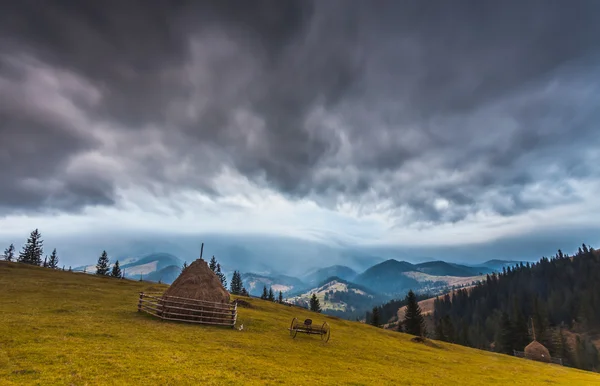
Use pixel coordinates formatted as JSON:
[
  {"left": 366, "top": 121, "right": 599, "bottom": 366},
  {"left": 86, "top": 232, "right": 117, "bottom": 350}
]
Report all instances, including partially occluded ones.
[{"left": 432, "top": 244, "right": 600, "bottom": 371}]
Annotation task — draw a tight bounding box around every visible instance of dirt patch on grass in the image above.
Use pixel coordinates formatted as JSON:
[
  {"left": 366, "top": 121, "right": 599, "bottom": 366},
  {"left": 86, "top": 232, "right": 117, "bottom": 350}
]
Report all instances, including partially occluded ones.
[
  {"left": 411, "top": 336, "right": 442, "bottom": 349},
  {"left": 12, "top": 369, "right": 39, "bottom": 375},
  {"left": 234, "top": 299, "right": 254, "bottom": 308}
]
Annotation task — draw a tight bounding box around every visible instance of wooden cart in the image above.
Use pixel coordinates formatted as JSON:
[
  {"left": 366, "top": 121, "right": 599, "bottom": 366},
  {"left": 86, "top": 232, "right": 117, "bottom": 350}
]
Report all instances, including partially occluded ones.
[{"left": 289, "top": 317, "right": 331, "bottom": 342}]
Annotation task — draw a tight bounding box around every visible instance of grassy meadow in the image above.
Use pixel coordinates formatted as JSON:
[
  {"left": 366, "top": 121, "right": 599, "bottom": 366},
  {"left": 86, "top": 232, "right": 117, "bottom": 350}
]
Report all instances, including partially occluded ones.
[{"left": 1, "top": 261, "right": 599, "bottom": 385}]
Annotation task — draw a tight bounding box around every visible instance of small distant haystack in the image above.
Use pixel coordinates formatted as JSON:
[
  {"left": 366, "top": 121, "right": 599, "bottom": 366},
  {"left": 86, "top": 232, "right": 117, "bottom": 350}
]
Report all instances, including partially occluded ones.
[
  {"left": 524, "top": 340, "right": 551, "bottom": 363},
  {"left": 163, "top": 259, "right": 230, "bottom": 303}
]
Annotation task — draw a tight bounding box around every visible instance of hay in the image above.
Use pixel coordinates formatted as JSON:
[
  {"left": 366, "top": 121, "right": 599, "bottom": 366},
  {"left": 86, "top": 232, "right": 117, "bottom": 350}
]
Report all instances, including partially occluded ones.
[
  {"left": 524, "top": 340, "right": 551, "bottom": 363},
  {"left": 163, "top": 259, "right": 230, "bottom": 303}
]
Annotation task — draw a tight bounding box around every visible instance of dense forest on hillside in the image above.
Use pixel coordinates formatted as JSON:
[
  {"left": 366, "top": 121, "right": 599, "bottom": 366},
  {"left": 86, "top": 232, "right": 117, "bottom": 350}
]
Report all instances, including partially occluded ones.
[
  {"left": 368, "top": 292, "right": 433, "bottom": 324},
  {"left": 433, "top": 244, "right": 600, "bottom": 371}
]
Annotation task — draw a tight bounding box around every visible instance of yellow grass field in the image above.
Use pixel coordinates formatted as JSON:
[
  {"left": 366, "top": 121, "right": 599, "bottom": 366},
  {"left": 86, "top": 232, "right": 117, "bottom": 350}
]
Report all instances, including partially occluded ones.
[{"left": 1, "top": 261, "right": 599, "bottom": 385}]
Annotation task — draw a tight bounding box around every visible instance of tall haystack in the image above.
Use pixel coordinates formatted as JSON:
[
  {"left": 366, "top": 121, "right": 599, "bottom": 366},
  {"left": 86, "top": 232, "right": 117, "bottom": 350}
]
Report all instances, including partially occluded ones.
[
  {"left": 163, "top": 258, "right": 230, "bottom": 303},
  {"left": 524, "top": 340, "right": 551, "bottom": 363}
]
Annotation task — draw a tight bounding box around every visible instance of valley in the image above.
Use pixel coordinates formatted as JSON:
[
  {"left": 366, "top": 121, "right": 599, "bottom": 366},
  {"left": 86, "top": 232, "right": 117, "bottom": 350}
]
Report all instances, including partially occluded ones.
[
  {"left": 2, "top": 261, "right": 598, "bottom": 385},
  {"left": 70, "top": 251, "right": 502, "bottom": 321}
]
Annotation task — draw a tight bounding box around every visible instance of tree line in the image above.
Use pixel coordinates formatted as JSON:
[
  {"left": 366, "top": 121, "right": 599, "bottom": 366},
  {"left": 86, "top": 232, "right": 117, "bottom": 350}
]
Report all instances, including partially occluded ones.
[
  {"left": 4, "top": 229, "right": 127, "bottom": 278},
  {"left": 367, "top": 289, "right": 426, "bottom": 337},
  {"left": 432, "top": 244, "right": 600, "bottom": 371},
  {"left": 3, "top": 229, "right": 72, "bottom": 272}
]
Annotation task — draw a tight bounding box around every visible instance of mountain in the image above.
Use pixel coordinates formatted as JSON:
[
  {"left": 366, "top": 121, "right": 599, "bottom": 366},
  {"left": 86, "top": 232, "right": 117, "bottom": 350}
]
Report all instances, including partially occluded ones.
[
  {"left": 415, "top": 261, "right": 488, "bottom": 277},
  {"left": 475, "top": 259, "right": 529, "bottom": 271},
  {"left": 287, "top": 276, "right": 383, "bottom": 319},
  {"left": 144, "top": 265, "right": 182, "bottom": 284},
  {"left": 241, "top": 273, "right": 305, "bottom": 296},
  {"left": 302, "top": 265, "right": 358, "bottom": 286},
  {"left": 121, "top": 253, "right": 183, "bottom": 278},
  {"left": 6, "top": 261, "right": 597, "bottom": 384},
  {"left": 354, "top": 259, "right": 420, "bottom": 295}
]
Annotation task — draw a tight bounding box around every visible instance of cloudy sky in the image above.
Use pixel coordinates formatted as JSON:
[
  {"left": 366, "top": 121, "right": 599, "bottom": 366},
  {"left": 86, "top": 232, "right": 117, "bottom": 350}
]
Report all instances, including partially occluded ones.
[{"left": 1, "top": 1, "right": 599, "bottom": 263}]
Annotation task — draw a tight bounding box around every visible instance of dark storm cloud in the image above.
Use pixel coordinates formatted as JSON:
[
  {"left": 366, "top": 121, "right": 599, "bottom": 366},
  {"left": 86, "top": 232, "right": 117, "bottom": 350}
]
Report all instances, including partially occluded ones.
[{"left": 1, "top": 0, "right": 600, "bottom": 222}]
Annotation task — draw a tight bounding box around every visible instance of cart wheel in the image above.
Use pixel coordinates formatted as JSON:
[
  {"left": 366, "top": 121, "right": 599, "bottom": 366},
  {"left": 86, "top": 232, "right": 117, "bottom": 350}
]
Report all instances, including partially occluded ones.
[
  {"left": 290, "top": 317, "right": 298, "bottom": 339},
  {"left": 321, "top": 322, "right": 331, "bottom": 342}
]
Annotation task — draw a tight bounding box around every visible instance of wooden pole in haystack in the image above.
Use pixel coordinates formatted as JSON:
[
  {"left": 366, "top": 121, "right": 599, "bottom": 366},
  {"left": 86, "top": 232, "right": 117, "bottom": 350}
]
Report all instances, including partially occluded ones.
[{"left": 200, "top": 242, "right": 204, "bottom": 260}]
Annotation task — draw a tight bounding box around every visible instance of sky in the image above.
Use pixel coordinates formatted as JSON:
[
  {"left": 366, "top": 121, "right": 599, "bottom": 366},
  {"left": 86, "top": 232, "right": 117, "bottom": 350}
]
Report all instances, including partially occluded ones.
[{"left": 1, "top": 1, "right": 599, "bottom": 266}]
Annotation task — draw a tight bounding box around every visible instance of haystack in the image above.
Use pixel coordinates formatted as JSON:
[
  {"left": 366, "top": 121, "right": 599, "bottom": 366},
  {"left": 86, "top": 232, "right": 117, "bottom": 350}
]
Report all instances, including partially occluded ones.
[
  {"left": 524, "top": 340, "right": 551, "bottom": 363},
  {"left": 163, "top": 259, "right": 230, "bottom": 304}
]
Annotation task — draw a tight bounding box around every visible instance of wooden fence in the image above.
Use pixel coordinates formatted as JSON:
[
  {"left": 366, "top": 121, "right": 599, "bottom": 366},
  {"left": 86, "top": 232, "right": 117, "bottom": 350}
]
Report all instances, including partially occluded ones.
[
  {"left": 138, "top": 292, "right": 237, "bottom": 328},
  {"left": 513, "top": 350, "right": 563, "bottom": 366}
]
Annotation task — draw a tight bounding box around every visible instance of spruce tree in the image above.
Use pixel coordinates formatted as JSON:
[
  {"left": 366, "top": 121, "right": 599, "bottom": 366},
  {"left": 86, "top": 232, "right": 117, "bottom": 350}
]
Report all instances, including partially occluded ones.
[
  {"left": 241, "top": 286, "right": 249, "bottom": 297},
  {"left": 442, "top": 315, "right": 455, "bottom": 342},
  {"left": 498, "top": 311, "right": 514, "bottom": 354},
  {"left": 403, "top": 290, "right": 425, "bottom": 336},
  {"left": 18, "top": 229, "right": 44, "bottom": 265},
  {"left": 42, "top": 256, "right": 48, "bottom": 267},
  {"left": 111, "top": 260, "right": 122, "bottom": 278},
  {"left": 370, "top": 306, "right": 380, "bottom": 327},
  {"left": 309, "top": 294, "right": 321, "bottom": 313},
  {"left": 261, "top": 285, "right": 268, "bottom": 300},
  {"left": 48, "top": 248, "right": 59, "bottom": 269},
  {"left": 268, "top": 287, "right": 275, "bottom": 301},
  {"left": 96, "top": 250, "right": 110, "bottom": 275},
  {"left": 230, "top": 271, "right": 243, "bottom": 295},
  {"left": 209, "top": 256, "right": 217, "bottom": 272},
  {"left": 3, "top": 243, "right": 15, "bottom": 261},
  {"left": 216, "top": 263, "right": 227, "bottom": 287},
  {"left": 278, "top": 291, "right": 283, "bottom": 304}
]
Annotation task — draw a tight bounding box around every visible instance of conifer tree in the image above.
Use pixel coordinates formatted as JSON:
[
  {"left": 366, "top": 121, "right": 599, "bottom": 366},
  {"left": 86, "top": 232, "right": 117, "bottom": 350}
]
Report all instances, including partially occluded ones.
[
  {"left": 268, "top": 287, "right": 275, "bottom": 301},
  {"left": 209, "top": 256, "right": 217, "bottom": 272},
  {"left": 68, "top": 266, "right": 72, "bottom": 272},
  {"left": 216, "top": 263, "right": 227, "bottom": 287},
  {"left": 441, "top": 315, "right": 455, "bottom": 342},
  {"left": 403, "top": 290, "right": 426, "bottom": 336},
  {"left": 435, "top": 320, "right": 446, "bottom": 341},
  {"left": 48, "top": 248, "right": 59, "bottom": 269},
  {"left": 96, "top": 250, "right": 110, "bottom": 275},
  {"left": 230, "top": 271, "right": 243, "bottom": 295},
  {"left": 241, "top": 286, "right": 249, "bottom": 297},
  {"left": 309, "top": 293, "right": 321, "bottom": 313},
  {"left": 182, "top": 261, "right": 188, "bottom": 272},
  {"left": 18, "top": 229, "right": 44, "bottom": 265},
  {"left": 111, "top": 260, "right": 122, "bottom": 278},
  {"left": 43, "top": 256, "right": 48, "bottom": 267},
  {"left": 278, "top": 291, "right": 283, "bottom": 304},
  {"left": 3, "top": 243, "right": 15, "bottom": 261},
  {"left": 370, "top": 306, "right": 380, "bottom": 327},
  {"left": 498, "top": 311, "right": 514, "bottom": 354},
  {"left": 261, "top": 285, "right": 268, "bottom": 300}
]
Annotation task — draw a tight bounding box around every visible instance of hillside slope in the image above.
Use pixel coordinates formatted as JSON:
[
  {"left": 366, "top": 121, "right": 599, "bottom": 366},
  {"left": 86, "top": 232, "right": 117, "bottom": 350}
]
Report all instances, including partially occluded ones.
[
  {"left": 354, "top": 259, "right": 419, "bottom": 294},
  {"left": 1, "top": 262, "right": 598, "bottom": 385},
  {"left": 302, "top": 265, "right": 358, "bottom": 287},
  {"left": 415, "top": 261, "right": 486, "bottom": 277},
  {"left": 241, "top": 272, "right": 305, "bottom": 296},
  {"left": 287, "top": 276, "right": 382, "bottom": 319}
]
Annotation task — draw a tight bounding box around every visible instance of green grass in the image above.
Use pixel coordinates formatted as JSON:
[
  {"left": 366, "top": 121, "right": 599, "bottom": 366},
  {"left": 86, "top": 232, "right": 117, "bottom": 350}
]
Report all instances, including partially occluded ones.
[{"left": 1, "top": 262, "right": 599, "bottom": 385}]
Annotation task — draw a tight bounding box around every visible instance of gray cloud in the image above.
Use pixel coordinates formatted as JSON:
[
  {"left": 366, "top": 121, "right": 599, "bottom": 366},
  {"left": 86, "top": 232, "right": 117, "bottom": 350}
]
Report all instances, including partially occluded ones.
[{"left": 1, "top": 0, "right": 600, "bottom": 223}]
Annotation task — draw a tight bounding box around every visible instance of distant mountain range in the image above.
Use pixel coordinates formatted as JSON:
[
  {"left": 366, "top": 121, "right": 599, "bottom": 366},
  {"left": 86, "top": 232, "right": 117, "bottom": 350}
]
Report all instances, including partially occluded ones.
[
  {"left": 287, "top": 276, "right": 383, "bottom": 319},
  {"left": 72, "top": 250, "right": 529, "bottom": 320},
  {"left": 241, "top": 273, "right": 305, "bottom": 297}
]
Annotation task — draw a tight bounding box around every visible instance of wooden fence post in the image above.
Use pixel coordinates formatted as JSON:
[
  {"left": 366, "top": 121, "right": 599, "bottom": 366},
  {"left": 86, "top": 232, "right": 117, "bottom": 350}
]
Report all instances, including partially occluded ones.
[
  {"left": 232, "top": 302, "right": 238, "bottom": 328},
  {"left": 138, "top": 292, "right": 144, "bottom": 312}
]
